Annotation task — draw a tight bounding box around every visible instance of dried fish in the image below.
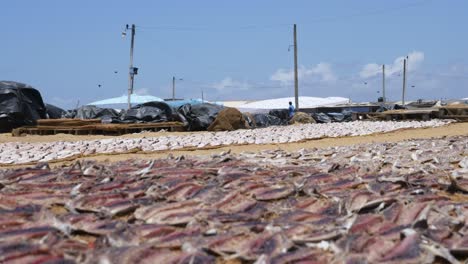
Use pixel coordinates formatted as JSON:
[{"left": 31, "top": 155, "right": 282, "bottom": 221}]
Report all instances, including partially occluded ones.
[
  {"left": 0, "top": 120, "right": 452, "bottom": 165},
  {"left": 0, "top": 135, "right": 466, "bottom": 263}
]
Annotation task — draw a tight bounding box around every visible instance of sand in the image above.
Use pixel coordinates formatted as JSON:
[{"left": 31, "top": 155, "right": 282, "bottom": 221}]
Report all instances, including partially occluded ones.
[{"left": 0, "top": 122, "right": 467, "bottom": 169}]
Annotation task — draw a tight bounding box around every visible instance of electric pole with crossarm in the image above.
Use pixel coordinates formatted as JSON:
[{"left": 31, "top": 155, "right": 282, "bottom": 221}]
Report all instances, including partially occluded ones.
[{"left": 122, "top": 24, "right": 137, "bottom": 109}]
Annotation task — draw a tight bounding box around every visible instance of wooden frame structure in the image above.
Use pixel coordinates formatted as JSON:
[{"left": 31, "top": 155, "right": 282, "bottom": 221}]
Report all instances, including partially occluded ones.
[
  {"left": 352, "top": 105, "right": 468, "bottom": 122},
  {"left": 12, "top": 119, "right": 185, "bottom": 136}
]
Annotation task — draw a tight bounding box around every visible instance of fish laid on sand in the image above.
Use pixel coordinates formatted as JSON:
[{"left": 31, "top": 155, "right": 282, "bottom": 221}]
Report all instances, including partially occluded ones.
[
  {"left": 0, "top": 120, "right": 452, "bottom": 165},
  {"left": 0, "top": 135, "right": 467, "bottom": 263}
]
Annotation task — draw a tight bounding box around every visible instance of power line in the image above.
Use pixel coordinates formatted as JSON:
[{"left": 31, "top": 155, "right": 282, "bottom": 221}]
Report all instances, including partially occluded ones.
[
  {"left": 303, "top": 0, "right": 432, "bottom": 24},
  {"left": 136, "top": 0, "right": 431, "bottom": 32},
  {"left": 137, "top": 24, "right": 290, "bottom": 32},
  {"left": 178, "top": 78, "right": 294, "bottom": 90}
]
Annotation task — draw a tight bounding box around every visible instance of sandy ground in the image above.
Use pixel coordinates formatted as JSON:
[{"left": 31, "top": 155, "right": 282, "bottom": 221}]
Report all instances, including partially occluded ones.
[
  {"left": 1, "top": 122, "right": 467, "bottom": 169},
  {"left": 0, "top": 129, "right": 196, "bottom": 144}
]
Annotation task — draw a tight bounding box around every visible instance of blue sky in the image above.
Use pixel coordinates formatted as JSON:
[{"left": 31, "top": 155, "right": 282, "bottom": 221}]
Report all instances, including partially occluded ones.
[{"left": 2, "top": 0, "right": 467, "bottom": 109}]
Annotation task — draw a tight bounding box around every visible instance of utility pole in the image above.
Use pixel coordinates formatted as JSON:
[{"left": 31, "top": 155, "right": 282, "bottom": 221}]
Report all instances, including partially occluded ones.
[
  {"left": 127, "top": 24, "right": 136, "bottom": 109},
  {"left": 382, "top": 64, "right": 386, "bottom": 103},
  {"left": 406, "top": 55, "right": 409, "bottom": 101},
  {"left": 172, "top": 76, "right": 176, "bottom": 100},
  {"left": 171, "top": 77, "right": 182, "bottom": 100},
  {"left": 293, "top": 24, "right": 299, "bottom": 111},
  {"left": 402, "top": 59, "right": 407, "bottom": 106}
]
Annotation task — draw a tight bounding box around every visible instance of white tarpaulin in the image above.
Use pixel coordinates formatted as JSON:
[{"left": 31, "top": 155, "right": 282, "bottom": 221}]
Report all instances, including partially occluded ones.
[
  {"left": 237, "top": 96, "right": 350, "bottom": 110},
  {"left": 87, "top": 94, "right": 164, "bottom": 106}
]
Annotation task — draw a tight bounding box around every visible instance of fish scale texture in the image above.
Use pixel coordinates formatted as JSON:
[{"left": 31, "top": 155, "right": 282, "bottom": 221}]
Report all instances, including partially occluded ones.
[{"left": 0, "top": 135, "right": 467, "bottom": 263}]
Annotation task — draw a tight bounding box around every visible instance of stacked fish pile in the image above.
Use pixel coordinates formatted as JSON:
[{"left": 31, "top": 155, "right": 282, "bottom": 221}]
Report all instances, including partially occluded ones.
[
  {"left": 0, "top": 120, "right": 452, "bottom": 165},
  {"left": 0, "top": 136, "right": 467, "bottom": 263}
]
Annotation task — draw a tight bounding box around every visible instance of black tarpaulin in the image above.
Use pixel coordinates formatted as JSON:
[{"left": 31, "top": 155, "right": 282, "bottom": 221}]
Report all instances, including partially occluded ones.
[
  {"left": 64, "top": 105, "right": 119, "bottom": 122},
  {"left": 117, "top": 101, "right": 174, "bottom": 123},
  {"left": 251, "top": 113, "right": 285, "bottom": 127},
  {"left": 177, "top": 103, "right": 224, "bottom": 131},
  {"left": 268, "top": 109, "right": 289, "bottom": 121},
  {"left": 0, "top": 81, "right": 47, "bottom": 132},
  {"left": 45, "top": 104, "right": 66, "bottom": 119},
  {"left": 312, "top": 111, "right": 353, "bottom": 123}
]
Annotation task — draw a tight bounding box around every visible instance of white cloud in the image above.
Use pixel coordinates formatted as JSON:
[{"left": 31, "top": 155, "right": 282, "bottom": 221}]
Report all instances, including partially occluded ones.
[
  {"left": 212, "top": 77, "right": 251, "bottom": 91},
  {"left": 360, "top": 51, "right": 425, "bottom": 79},
  {"left": 359, "top": 64, "right": 381, "bottom": 79},
  {"left": 191, "top": 53, "right": 466, "bottom": 102},
  {"left": 311, "top": 63, "right": 337, "bottom": 82},
  {"left": 270, "top": 63, "right": 337, "bottom": 84},
  {"left": 270, "top": 69, "right": 294, "bottom": 83}
]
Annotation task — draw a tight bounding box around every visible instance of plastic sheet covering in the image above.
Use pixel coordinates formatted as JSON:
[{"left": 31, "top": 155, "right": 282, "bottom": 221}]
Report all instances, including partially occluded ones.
[
  {"left": 0, "top": 81, "right": 47, "bottom": 132},
  {"left": 312, "top": 113, "right": 332, "bottom": 123},
  {"left": 251, "top": 113, "right": 285, "bottom": 127},
  {"left": 64, "top": 105, "right": 119, "bottom": 121},
  {"left": 45, "top": 104, "right": 66, "bottom": 119},
  {"left": 65, "top": 102, "right": 180, "bottom": 124},
  {"left": 312, "top": 111, "right": 353, "bottom": 123},
  {"left": 118, "top": 101, "right": 173, "bottom": 123},
  {"left": 177, "top": 103, "right": 224, "bottom": 131},
  {"left": 165, "top": 99, "right": 204, "bottom": 108},
  {"left": 268, "top": 109, "right": 289, "bottom": 121},
  {"left": 328, "top": 111, "right": 353, "bottom": 122},
  {"left": 392, "top": 104, "right": 407, "bottom": 110},
  {"left": 243, "top": 113, "right": 256, "bottom": 128},
  {"left": 406, "top": 100, "right": 437, "bottom": 108},
  {"left": 376, "top": 104, "right": 407, "bottom": 113}
]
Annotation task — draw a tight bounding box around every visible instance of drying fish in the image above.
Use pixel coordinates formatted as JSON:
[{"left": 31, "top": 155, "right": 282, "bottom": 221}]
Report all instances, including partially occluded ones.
[
  {"left": 449, "top": 174, "right": 468, "bottom": 193},
  {"left": 249, "top": 184, "right": 295, "bottom": 201},
  {"left": 230, "top": 233, "right": 293, "bottom": 261},
  {"left": 84, "top": 246, "right": 214, "bottom": 264},
  {"left": 345, "top": 191, "right": 375, "bottom": 213},
  {"left": 269, "top": 248, "right": 333, "bottom": 264},
  {"left": 0, "top": 135, "right": 466, "bottom": 263},
  {"left": 286, "top": 224, "right": 343, "bottom": 244},
  {"left": 0, "top": 225, "right": 60, "bottom": 243},
  {"left": 161, "top": 182, "right": 204, "bottom": 202},
  {"left": 205, "top": 232, "right": 255, "bottom": 256},
  {"left": 134, "top": 200, "right": 205, "bottom": 225},
  {"left": 0, "top": 120, "right": 451, "bottom": 165},
  {"left": 214, "top": 191, "right": 257, "bottom": 214}
]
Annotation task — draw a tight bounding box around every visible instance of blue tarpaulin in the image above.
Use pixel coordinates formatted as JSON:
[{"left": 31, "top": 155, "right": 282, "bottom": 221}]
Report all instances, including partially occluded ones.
[
  {"left": 165, "top": 99, "right": 223, "bottom": 108},
  {"left": 87, "top": 94, "right": 164, "bottom": 107}
]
